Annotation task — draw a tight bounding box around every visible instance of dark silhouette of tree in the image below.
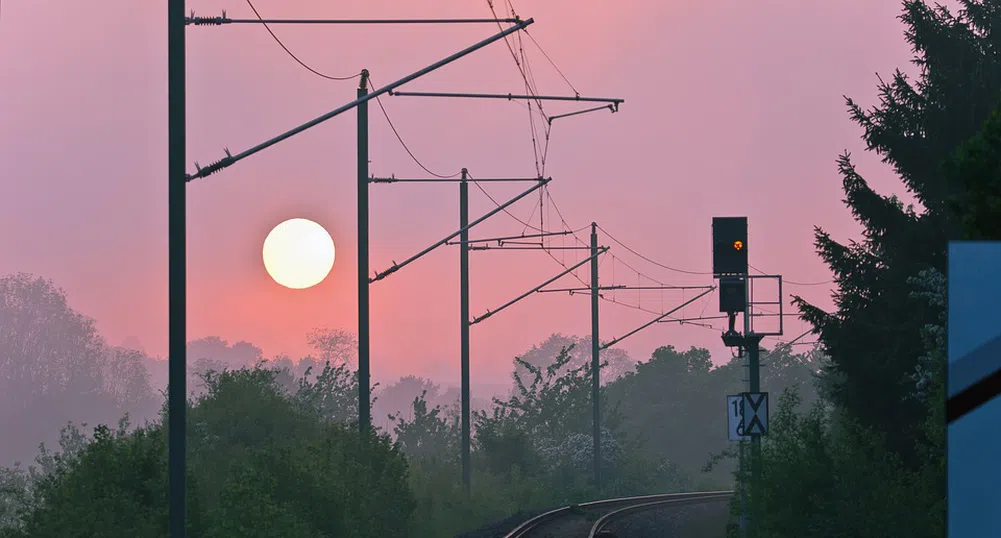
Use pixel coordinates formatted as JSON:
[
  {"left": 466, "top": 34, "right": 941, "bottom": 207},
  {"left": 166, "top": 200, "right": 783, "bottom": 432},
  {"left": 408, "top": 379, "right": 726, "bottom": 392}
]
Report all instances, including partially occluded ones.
[
  {"left": 793, "top": 0, "right": 1001, "bottom": 460},
  {"left": 944, "top": 97, "right": 1001, "bottom": 239}
]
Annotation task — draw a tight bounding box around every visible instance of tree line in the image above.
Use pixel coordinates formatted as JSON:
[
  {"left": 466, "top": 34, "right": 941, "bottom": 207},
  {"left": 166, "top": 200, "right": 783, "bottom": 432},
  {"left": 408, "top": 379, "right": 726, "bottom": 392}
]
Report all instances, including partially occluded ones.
[{"left": 0, "top": 269, "right": 823, "bottom": 536}]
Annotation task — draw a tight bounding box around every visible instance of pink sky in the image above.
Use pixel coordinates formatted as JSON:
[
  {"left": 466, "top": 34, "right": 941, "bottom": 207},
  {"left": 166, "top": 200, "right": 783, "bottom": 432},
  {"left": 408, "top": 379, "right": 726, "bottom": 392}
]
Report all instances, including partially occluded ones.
[{"left": 0, "top": 1, "right": 917, "bottom": 390}]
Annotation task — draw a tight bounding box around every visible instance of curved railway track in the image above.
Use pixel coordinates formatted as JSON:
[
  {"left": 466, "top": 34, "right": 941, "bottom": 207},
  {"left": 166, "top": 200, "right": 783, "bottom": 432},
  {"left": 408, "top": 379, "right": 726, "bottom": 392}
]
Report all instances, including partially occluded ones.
[{"left": 502, "top": 490, "right": 734, "bottom": 538}]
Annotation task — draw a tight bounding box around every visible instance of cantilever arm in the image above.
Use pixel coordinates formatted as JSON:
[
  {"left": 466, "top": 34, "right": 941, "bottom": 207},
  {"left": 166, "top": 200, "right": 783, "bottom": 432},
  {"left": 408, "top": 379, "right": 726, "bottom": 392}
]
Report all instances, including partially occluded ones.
[
  {"left": 471, "top": 247, "right": 608, "bottom": 325},
  {"left": 601, "top": 287, "right": 716, "bottom": 350},
  {"left": 185, "top": 18, "right": 534, "bottom": 181},
  {"left": 187, "top": 14, "right": 522, "bottom": 25},
  {"left": 371, "top": 178, "right": 550, "bottom": 282},
  {"left": 547, "top": 105, "right": 616, "bottom": 124},
  {"left": 389, "top": 90, "right": 624, "bottom": 111}
]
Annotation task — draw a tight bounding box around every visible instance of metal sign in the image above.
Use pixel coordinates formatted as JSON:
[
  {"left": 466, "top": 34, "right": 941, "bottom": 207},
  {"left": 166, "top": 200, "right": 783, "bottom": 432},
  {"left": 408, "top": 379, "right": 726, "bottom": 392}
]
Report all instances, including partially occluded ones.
[
  {"left": 741, "top": 392, "right": 769, "bottom": 436},
  {"left": 727, "top": 395, "right": 750, "bottom": 441}
]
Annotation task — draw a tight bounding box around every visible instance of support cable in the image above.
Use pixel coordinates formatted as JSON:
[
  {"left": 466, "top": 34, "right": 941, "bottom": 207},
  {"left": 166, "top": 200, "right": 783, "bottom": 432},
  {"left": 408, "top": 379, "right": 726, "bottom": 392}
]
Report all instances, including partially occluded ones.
[
  {"left": 471, "top": 247, "right": 608, "bottom": 324},
  {"left": 524, "top": 28, "right": 579, "bottom": 95},
  {"left": 749, "top": 264, "right": 832, "bottom": 286},
  {"left": 369, "top": 75, "right": 462, "bottom": 179},
  {"left": 186, "top": 18, "right": 534, "bottom": 180},
  {"left": 544, "top": 190, "right": 672, "bottom": 305},
  {"left": 601, "top": 287, "right": 716, "bottom": 349},
  {"left": 601, "top": 295, "right": 720, "bottom": 331},
  {"left": 487, "top": 0, "right": 552, "bottom": 176},
  {"left": 597, "top": 223, "right": 712, "bottom": 276},
  {"left": 245, "top": 0, "right": 361, "bottom": 81},
  {"left": 372, "top": 178, "right": 550, "bottom": 282}
]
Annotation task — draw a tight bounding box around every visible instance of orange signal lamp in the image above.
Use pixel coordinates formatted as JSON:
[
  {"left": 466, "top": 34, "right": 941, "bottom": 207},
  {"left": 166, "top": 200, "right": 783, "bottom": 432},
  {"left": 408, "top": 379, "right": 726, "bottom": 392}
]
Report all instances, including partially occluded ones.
[{"left": 733, "top": 240, "right": 744, "bottom": 251}]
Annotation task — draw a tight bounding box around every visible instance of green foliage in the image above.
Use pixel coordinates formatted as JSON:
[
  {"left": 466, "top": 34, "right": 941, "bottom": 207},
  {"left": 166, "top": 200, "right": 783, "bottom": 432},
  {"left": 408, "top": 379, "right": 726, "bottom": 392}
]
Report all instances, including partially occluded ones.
[
  {"left": 793, "top": 0, "right": 1001, "bottom": 462},
  {"left": 474, "top": 344, "right": 629, "bottom": 489},
  {"left": 609, "top": 344, "right": 822, "bottom": 487},
  {"left": 293, "top": 360, "right": 363, "bottom": 424},
  {"left": 9, "top": 423, "right": 168, "bottom": 538},
  {"left": 738, "top": 389, "right": 942, "bottom": 538},
  {"left": 734, "top": 255, "right": 947, "bottom": 538},
  {"left": 3, "top": 365, "right": 415, "bottom": 538},
  {"left": 943, "top": 98, "right": 1001, "bottom": 239},
  {"left": 391, "top": 390, "right": 460, "bottom": 464}
]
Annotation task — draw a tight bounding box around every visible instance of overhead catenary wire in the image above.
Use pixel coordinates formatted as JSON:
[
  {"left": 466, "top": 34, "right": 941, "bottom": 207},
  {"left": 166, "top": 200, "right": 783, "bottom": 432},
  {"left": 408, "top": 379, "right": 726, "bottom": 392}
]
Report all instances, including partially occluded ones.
[
  {"left": 544, "top": 190, "right": 693, "bottom": 312},
  {"left": 368, "top": 75, "right": 462, "bottom": 179},
  {"left": 324, "top": 0, "right": 717, "bottom": 332},
  {"left": 203, "top": 0, "right": 716, "bottom": 336},
  {"left": 749, "top": 263, "right": 833, "bottom": 286},
  {"left": 487, "top": 0, "right": 553, "bottom": 176},
  {"left": 523, "top": 29, "right": 579, "bottom": 96},
  {"left": 245, "top": 0, "right": 361, "bottom": 81},
  {"left": 597, "top": 224, "right": 712, "bottom": 276},
  {"left": 242, "top": 6, "right": 461, "bottom": 181},
  {"left": 473, "top": 172, "right": 721, "bottom": 328}
]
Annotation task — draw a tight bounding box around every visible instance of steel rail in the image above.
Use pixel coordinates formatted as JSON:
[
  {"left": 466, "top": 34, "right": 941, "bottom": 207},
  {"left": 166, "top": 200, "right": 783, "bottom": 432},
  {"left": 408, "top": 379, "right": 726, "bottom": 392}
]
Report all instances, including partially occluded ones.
[
  {"left": 503, "top": 490, "right": 734, "bottom": 538},
  {"left": 586, "top": 491, "right": 733, "bottom": 538}
]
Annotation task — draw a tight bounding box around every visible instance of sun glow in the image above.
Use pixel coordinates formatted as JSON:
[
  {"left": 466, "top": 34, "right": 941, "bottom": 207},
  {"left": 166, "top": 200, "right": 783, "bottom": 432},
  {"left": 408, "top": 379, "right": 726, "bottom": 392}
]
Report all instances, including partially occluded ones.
[{"left": 262, "top": 218, "right": 335, "bottom": 289}]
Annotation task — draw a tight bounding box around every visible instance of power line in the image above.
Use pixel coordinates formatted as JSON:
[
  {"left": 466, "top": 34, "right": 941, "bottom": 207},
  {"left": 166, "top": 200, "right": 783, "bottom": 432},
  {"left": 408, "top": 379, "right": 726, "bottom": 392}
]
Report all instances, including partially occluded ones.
[
  {"left": 749, "top": 264, "right": 833, "bottom": 286},
  {"left": 469, "top": 173, "right": 592, "bottom": 288},
  {"left": 486, "top": 0, "right": 695, "bottom": 317},
  {"left": 487, "top": 0, "right": 554, "bottom": 177},
  {"left": 596, "top": 223, "right": 712, "bottom": 276},
  {"left": 473, "top": 177, "right": 720, "bottom": 332},
  {"left": 245, "top": 0, "right": 361, "bottom": 81},
  {"left": 523, "top": 29, "right": 579, "bottom": 95},
  {"left": 602, "top": 296, "right": 721, "bottom": 331},
  {"left": 468, "top": 175, "right": 548, "bottom": 233},
  {"left": 543, "top": 188, "right": 677, "bottom": 302},
  {"left": 368, "top": 75, "right": 462, "bottom": 179},
  {"left": 545, "top": 194, "right": 673, "bottom": 298}
]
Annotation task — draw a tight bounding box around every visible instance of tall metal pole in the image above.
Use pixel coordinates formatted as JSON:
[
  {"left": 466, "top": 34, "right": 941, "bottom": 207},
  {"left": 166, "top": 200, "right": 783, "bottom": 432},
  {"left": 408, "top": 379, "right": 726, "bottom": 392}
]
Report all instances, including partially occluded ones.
[
  {"left": 739, "top": 273, "right": 751, "bottom": 536},
  {"left": 357, "top": 70, "right": 371, "bottom": 435},
  {"left": 168, "top": 1, "right": 187, "bottom": 536},
  {"left": 590, "top": 222, "right": 601, "bottom": 489},
  {"left": 459, "top": 169, "right": 471, "bottom": 493},
  {"left": 748, "top": 332, "right": 763, "bottom": 531},
  {"left": 740, "top": 273, "right": 763, "bottom": 537}
]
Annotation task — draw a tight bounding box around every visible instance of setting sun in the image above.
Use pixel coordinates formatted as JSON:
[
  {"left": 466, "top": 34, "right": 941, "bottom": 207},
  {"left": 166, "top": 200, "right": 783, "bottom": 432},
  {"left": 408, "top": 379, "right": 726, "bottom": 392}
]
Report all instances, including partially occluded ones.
[{"left": 262, "top": 218, "right": 335, "bottom": 289}]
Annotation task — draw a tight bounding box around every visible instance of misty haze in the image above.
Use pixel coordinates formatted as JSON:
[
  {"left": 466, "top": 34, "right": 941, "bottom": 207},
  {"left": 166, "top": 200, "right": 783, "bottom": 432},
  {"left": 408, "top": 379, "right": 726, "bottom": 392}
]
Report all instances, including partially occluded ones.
[{"left": 0, "top": 0, "right": 978, "bottom": 536}]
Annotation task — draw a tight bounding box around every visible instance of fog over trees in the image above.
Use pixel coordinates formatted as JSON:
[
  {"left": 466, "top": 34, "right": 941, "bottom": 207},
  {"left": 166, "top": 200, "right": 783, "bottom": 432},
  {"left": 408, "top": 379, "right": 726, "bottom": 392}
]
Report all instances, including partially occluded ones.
[{"left": 0, "top": 269, "right": 824, "bottom": 535}]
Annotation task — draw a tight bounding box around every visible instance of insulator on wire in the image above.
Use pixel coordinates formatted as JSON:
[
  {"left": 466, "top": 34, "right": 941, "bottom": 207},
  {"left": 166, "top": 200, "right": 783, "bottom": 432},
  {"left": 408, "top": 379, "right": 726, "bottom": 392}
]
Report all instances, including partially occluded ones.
[{"left": 186, "top": 11, "right": 230, "bottom": 26}]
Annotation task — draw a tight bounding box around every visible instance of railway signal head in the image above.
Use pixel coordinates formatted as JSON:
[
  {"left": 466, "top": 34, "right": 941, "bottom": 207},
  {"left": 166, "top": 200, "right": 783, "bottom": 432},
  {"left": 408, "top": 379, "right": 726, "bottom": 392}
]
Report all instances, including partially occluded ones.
[
  {"left": 712, "top": 216, "right": 748, "bottom": 275},
  {"left": 719, "top": 276, "right": 746, "bottom": 313}
]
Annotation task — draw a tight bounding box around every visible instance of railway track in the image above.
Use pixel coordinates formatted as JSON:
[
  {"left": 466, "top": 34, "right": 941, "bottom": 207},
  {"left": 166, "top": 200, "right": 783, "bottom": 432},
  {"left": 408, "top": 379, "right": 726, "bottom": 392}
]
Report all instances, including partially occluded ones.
[{"left": 502, "top": 490, "right": 733, "bottom": 538}]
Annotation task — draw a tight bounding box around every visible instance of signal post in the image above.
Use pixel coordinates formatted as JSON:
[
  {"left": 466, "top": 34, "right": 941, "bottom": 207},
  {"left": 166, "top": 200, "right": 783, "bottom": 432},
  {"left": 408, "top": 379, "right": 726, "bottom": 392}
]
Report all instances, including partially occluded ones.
[{"left": 712, "top": 217, "right": 780, "bottom": 537}]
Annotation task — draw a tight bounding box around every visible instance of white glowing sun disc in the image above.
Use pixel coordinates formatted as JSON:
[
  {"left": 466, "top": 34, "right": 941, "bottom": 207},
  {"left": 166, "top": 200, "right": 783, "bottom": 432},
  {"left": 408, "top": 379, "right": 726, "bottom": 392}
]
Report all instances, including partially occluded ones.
[{"left": 262, "top": 218, "right": 335, "bottom": 289}]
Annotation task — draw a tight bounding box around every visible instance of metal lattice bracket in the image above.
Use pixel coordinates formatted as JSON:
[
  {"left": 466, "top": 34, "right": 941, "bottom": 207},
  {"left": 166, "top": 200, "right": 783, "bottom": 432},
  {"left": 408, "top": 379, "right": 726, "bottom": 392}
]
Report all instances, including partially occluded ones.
[{"left": 746, "top": 274, "right": 783, "bottom": 337}]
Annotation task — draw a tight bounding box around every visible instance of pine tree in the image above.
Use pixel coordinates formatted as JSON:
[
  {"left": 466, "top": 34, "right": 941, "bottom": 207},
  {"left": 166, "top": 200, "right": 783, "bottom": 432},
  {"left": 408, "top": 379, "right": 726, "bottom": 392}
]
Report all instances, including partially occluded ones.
[
  {"left": 944, "top": 98, "right": 1001, "bottom": 238},
  {"left": 794, "top": 0, "right": 1001, "bottom": 461}
]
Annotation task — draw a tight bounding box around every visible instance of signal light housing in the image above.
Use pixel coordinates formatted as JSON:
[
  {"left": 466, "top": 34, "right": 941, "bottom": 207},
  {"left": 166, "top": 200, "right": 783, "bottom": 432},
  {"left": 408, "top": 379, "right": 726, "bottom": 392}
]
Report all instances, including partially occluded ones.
[
  {"left": 712, "top": 217, "right": 748, "bottom": 275},
  {"left": 719, "top": 277, "right": 746, "bottom": 313}
]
